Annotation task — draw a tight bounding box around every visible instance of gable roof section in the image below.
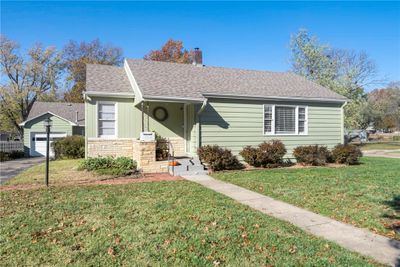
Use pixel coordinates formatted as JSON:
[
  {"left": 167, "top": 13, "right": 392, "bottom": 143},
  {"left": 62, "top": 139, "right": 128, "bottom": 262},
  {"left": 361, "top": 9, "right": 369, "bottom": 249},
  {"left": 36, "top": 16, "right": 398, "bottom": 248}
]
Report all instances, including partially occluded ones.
[
  {"left": 21, "top": 102, "right": 85, "bottom": 126},
  {"left": 126, "top": 59, "right": 347, "bottom": 102},
  {"left": 85, "top": 64, "right": 133, "bottom": 95}
]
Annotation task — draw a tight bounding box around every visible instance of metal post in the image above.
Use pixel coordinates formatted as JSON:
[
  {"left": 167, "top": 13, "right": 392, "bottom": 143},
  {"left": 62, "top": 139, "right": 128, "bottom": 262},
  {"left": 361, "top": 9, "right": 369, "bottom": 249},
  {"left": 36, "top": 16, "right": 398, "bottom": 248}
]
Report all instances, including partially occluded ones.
[
  {"left": 45, "top": 125, "right": 50, "bottom": 187},
  {"left": 146, "top": 102, "right": 150, "bottom": 132},
  {"left": 141, "top": 101, "right": 144, "bottom": 132}
]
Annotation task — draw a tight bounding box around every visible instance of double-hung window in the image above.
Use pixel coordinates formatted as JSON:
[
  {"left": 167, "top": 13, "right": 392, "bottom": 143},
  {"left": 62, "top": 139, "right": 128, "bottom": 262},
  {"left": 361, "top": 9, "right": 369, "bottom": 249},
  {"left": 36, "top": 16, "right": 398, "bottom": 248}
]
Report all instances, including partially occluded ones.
[
  {"left": 98, "top": 103, "right": 116, "bottom": 137},
  {"left": 264, "top": 105, "right": 307, "bottom": 135}
]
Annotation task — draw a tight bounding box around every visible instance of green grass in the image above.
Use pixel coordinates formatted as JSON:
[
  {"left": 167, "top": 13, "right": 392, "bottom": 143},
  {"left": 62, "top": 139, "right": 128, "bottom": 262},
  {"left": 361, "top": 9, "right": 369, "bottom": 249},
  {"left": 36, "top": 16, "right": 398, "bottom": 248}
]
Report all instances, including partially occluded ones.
[
  {"left": 213, "top": 157, "right": 400, "bottom": 240},
  {"left": 358, "top": 141, "right": 400, "bottom": 150},
  {"left": 0, "top": 181, "right": 380, "bottom": 266},
  {"left": 5, "top": 159, "right": 99, "bottom": 186}
]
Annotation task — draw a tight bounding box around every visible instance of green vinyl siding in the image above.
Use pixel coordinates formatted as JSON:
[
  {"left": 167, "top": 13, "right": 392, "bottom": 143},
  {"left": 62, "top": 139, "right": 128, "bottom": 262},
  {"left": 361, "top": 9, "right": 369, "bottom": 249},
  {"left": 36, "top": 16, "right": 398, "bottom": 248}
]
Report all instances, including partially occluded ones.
[
  {"left": 199, "top": 98, "right": 343, "bottom": 158},
  {"left": 23, "top": 114, "right": 73, "bottom": 155},
  {"left": 86, "top": 97, "right": 184, "bottom": 139}
]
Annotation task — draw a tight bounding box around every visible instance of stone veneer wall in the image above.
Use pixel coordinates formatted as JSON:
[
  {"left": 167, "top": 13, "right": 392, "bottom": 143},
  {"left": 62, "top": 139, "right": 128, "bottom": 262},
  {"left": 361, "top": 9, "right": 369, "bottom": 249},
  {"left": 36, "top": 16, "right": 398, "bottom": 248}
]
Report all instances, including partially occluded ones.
[
  {"left": 87, "top": 138, "right": 134, "bottom": 158},
  {"left": 87, "top": 138, "right": 176, "bottom": 173},
  {"left": 168, "top": 137, "right": 186, "bottom": 157},
  {"left": 132, "top": 140, "right": 169, "bottom": 173}
]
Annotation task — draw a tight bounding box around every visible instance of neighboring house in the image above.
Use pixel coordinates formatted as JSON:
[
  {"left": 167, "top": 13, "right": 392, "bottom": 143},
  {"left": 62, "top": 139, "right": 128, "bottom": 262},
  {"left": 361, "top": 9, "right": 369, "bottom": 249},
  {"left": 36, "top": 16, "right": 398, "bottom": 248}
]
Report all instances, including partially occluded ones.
[
  {"left": 19, "top": 102, "right": 85, "bottom": 157},
  {"left": 84, "top": 50, "right": 347, "bottom": 172}
]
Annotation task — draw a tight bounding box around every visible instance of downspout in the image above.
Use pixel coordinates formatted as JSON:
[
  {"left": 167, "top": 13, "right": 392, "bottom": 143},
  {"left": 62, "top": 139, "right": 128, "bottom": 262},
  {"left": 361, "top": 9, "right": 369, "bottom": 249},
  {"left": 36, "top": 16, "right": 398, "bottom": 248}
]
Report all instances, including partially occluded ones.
[
  {"left": 341, "top": 101, "right": 348, "bottom": 144},
  {"left": 196, "top": 98, "right": 208, "bottom": 150}
]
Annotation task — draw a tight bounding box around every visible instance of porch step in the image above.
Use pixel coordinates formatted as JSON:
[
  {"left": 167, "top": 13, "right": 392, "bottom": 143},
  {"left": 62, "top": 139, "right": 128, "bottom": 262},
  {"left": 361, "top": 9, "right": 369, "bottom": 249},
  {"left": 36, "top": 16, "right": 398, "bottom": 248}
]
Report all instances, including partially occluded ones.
[{"left": 168, "top": 158, "right": 208, "bottom": 176}]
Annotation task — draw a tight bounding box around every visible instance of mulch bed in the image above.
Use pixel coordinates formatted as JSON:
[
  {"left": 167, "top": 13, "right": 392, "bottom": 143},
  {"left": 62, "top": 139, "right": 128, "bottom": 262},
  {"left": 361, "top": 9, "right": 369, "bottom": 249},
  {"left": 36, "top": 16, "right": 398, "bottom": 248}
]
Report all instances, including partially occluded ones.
[{"left": 0, "top": 173, "right": 183, "bottom": 192}]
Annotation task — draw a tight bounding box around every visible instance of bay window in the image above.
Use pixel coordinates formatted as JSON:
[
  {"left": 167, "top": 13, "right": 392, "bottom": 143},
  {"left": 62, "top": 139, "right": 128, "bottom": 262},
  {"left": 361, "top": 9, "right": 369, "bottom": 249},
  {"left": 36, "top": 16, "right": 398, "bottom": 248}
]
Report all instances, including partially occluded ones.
[
  {"left": 98, "top": 103, "right": 116, "bottom": 137},
  {"left": 264, "top": 105, "right": 307, "bottom": 135}
]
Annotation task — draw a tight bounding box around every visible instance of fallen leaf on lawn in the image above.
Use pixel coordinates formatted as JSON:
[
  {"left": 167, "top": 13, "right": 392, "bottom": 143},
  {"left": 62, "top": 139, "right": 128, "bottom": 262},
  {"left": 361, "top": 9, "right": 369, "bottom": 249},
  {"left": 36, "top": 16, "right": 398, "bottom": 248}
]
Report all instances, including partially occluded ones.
[
  {"left": 289, "top": 246, "right": 297, "bottom": 254},
  {"left": 213, "top": 260, "right": 220, "bottom": 265},
  {"left": 253, "top": 224, "right": 260, "bottom": 229},
  {"left": 164, "top": 239, "right": 171, "bottom": 246},
  {"left": 107, "top": 246, "right": 115, "bottom": 257},
  {"left": 206, "top": 255, "right": 213, "bottom": 260}
]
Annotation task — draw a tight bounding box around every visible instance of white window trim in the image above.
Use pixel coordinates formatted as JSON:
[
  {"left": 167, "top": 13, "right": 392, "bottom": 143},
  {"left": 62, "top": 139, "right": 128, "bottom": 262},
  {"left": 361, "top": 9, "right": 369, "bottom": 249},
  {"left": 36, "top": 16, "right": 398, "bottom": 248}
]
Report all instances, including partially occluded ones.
[
  {"left": 96, "top": 101, "right": 118, "bottom": 138},
  {"left": 263, "top": 104, "right": 308, "bottom": 136}
]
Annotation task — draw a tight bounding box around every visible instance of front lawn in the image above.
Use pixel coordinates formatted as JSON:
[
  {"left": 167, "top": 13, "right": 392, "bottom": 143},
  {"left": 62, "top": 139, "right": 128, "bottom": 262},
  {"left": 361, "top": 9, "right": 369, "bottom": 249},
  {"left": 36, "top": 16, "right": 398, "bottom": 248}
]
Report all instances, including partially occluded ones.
[
  {"left": 213, "top": 157, "right": 400, "bottom": 240},
  {"left": 5, "top": 159, "right": 99, "bottom": 186},
  {"left": 0, "top": 182, "right": 379, "bottom": 266}
]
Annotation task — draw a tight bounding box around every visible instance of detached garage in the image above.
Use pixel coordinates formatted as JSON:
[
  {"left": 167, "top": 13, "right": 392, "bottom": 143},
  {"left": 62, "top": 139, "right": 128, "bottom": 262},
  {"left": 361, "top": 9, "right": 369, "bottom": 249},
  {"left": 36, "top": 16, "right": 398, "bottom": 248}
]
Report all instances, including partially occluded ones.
[{"left": 19, "top": 102, "right": 85, "bottom": 157}]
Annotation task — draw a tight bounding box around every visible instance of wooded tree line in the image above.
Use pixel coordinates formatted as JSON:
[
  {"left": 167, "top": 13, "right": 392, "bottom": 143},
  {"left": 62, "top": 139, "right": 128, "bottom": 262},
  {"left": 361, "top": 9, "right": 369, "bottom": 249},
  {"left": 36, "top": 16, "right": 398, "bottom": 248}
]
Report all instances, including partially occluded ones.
[{"left": 1, "top": 31, "right": 399, "bottom": 136}]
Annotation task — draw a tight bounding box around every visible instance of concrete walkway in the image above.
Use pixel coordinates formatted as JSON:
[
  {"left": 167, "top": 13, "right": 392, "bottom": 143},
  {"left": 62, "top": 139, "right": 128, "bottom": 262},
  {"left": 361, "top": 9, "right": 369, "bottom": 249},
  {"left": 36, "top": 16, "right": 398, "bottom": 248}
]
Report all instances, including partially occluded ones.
[
  {"left": 0, "top": 157, "right": 45, "bottom": 184},
  {"left": 363, "top": 149, "right": 400, "bottom": 159},
  {"left": 183, "top": 174, "right": 400, "bottom": 266}
]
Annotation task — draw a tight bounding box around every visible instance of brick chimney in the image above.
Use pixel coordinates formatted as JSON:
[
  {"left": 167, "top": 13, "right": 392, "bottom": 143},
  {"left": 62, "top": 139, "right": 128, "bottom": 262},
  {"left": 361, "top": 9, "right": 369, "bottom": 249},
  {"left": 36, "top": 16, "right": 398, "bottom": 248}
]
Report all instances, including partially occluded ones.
[{"left": 191, "top": 48, "right": 203, "bottom": 66}]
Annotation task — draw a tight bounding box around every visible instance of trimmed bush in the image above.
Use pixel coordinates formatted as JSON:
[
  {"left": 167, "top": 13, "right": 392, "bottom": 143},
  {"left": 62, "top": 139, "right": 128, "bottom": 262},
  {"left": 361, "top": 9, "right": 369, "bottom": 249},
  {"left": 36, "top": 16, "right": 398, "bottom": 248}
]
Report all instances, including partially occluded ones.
[
  {"left": 239, "top": 146, "right": 259, "bottom": 167},
  {"left": 0, "top": 151, "right": 24, "bottom": 162},
  {"left": 293, "top": 145, "right": 331, "bottom": 166},
  {"left": 79, "top": 156, "right": 137, "bottom": 176},
  {"left": 256, "top": 140, "right": 287, "bottom": 167},
  {"left": 331, "top": 144, "right": 362, "bottom": 165},
  {"left": 53, "top": 135, "right": 84, "bottom": 159},
  {"left": 240, "top": 140, "right": 287, "bottom": 168},
  {"left": 197, "top": 145, "right": 243, "bottom": 171}
]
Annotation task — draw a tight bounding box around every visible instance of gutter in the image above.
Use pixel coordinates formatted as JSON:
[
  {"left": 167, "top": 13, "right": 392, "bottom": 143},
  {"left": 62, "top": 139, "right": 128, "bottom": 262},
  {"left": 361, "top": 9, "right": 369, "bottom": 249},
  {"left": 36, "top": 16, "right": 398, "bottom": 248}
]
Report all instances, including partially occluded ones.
[
  {"left": 142, "top": 95, "right": 204, "bottom": 103},
  {"left": 201, "top": 93, "right": 348, "bottom": 104},
  {"left": 83, "top": 91, "right": 135, "bottom": 98},
  {"left": 341, "top": 101, "right": 348, "bottom": 144}
]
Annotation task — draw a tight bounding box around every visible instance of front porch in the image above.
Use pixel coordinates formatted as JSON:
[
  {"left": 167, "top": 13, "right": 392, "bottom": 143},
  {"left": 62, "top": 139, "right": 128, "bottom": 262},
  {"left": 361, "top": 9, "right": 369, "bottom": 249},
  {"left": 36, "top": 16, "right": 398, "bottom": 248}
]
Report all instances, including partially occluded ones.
[{"left": 86, "top": 100, "right": 201, "bottom": 174}]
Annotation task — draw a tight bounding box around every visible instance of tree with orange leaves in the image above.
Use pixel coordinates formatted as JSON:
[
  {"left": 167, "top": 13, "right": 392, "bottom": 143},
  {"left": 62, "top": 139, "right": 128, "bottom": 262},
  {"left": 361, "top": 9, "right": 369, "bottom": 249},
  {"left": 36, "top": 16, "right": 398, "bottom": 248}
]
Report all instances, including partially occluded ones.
[{"left": 144, "top": 39, "right": 190, "bottom": 64}]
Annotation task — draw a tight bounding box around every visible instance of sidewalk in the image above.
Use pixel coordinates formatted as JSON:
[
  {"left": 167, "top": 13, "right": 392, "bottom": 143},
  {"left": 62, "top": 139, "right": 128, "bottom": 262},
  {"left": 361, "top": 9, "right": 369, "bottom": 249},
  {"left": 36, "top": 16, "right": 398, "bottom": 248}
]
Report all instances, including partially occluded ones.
[
  {"left": 362, "top": 149, "right": 400, "bottom": 159},
  {"left": 183, "top": 174, "right": 400, "bottom": 267}
]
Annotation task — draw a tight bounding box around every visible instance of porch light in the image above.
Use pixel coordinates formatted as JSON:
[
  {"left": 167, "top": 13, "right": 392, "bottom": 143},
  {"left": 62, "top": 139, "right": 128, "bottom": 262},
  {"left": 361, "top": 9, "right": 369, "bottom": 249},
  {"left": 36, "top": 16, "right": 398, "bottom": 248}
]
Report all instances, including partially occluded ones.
[{"left": 43, "top": 117, "right": 53, "bottom": 129}]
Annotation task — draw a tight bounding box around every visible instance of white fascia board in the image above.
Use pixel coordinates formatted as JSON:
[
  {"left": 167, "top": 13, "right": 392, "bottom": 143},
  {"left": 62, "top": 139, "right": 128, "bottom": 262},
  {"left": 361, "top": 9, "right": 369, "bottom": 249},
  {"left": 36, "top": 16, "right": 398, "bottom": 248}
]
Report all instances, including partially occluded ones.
[
  {"left": 201, "top": 93, "right": 348, "bottom": 104},
  {"left": 124, "top": 59, "right": 144, "bottom": 105},
  {"left": 143, "top": 95, "right": 204, "bottom": 103},
  {"left": 83, "top": 91, "right": 134, "bottom": 98},
  {"left": 19, "top": 112, "right": 77, "bottom": 126}
]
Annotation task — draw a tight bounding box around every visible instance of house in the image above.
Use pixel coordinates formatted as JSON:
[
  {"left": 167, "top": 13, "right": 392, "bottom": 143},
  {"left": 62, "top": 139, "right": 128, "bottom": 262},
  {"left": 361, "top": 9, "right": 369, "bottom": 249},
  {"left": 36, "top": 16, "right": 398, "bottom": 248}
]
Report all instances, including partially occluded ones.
[
  {"left": 19, "top": 102, "right": 85, "bottom": 157},
  {"left": 84, "top": 50, "right": 347, "bottom": 172}
]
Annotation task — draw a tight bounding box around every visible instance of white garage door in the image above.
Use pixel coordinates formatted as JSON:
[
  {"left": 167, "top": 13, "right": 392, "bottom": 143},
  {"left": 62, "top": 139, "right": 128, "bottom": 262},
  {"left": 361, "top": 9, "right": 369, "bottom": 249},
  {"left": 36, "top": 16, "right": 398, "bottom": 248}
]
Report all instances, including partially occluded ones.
[{"left": 31, "top": 133, "right": 67, "bottom": 157}]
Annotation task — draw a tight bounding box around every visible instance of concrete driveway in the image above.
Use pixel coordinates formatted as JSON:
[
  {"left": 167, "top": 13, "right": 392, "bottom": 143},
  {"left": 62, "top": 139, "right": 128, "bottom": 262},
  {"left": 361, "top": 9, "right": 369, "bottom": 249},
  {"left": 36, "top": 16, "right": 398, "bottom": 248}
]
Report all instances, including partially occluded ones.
[{"left": 0, "top": 157, "right": 45, "bottom": 184}]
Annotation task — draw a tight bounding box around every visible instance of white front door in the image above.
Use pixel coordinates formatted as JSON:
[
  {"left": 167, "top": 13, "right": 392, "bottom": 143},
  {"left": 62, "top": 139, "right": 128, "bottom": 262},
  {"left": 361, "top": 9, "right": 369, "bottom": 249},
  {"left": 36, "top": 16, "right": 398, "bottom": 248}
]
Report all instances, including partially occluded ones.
[{"left": 31, "top": 133, "right": 67, "bottom": 157}]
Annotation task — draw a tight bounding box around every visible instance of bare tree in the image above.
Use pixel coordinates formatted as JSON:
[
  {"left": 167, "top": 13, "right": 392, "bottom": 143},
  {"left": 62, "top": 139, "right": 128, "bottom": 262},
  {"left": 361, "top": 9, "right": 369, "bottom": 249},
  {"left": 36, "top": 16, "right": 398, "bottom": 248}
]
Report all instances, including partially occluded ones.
[{"left": 0, "top": 35, "right": 63, "bottom": 135}]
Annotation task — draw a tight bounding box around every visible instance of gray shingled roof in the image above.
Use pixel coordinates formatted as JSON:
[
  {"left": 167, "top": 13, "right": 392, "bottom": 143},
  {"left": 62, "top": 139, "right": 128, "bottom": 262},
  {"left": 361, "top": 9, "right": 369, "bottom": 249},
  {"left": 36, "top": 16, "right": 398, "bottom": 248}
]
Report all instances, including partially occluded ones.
[
  {"left": 86, "top": 64, "right": 132, "bottom": 93},
  {"left": 126, "top": 59, "right": 347, "bottom": 101},
  {"left": 27, "top": 102, "right": 85, "bottom": 126}
]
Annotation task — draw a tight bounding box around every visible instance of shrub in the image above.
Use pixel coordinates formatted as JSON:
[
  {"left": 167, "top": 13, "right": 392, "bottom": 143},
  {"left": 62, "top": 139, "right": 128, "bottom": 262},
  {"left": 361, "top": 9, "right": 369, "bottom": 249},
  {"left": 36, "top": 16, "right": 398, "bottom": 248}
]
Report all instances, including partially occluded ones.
[
  {"left": 53, "top": 135, "right": 84, "bottom": 159},
  {"left": 239, "top": 146, "right": 260, "bottom": 167},
  {"left": 197, "top": 145, "right": 243, "bottom": 171},
  {"left": 256, "top": 140, "right": 287, "bottom": 167},
  {"left": 331, "top": 144, "right": 362, "bottom": 165},
  {"left": 79, "top": 156, "right": 137, "bottom": 176},
  {"left": 0, "top": 151, "right": 24, "bottom": 162},
  {"left": 393, "top": 135, "right": 400, "bottom": 141},
  {"left": 293, "top": 145, "right": 331, "bottom": 166},
  {"left": 154, "top": 132, "right": 168, "bottom": 161}
]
